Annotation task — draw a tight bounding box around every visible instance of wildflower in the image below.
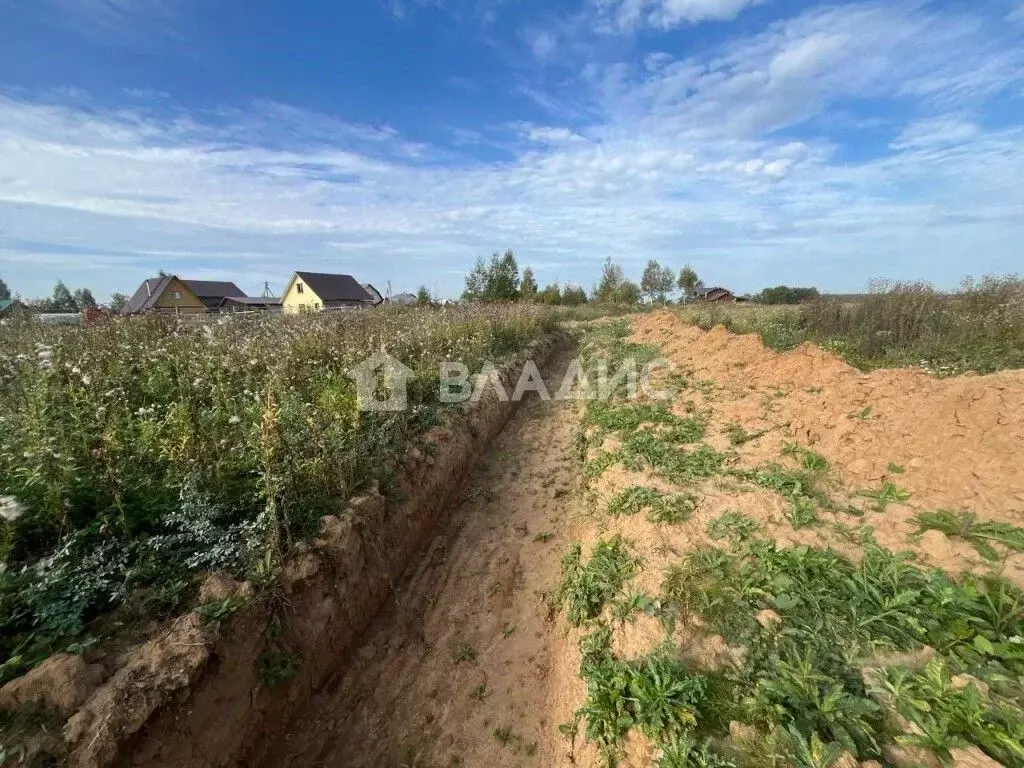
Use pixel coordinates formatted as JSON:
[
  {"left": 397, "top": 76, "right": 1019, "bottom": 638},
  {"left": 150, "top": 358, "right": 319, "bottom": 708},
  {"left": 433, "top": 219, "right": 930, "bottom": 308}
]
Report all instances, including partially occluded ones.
[
  {"left": 228, "top": 415, "right": 241, "bottom": 425},
  {"left": 0, "top": 495, "right": 26, "bottom": 522},
  {"left": 81, "top": 375, "right": 92, "bottom": 386}
]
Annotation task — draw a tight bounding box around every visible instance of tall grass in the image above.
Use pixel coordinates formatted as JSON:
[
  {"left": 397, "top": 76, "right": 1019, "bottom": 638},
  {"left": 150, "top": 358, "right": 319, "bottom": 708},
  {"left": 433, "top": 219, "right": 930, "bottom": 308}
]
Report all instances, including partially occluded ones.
[
  {"left": 680, "top": 276, "right": 1024, "bottom": 374},
  {"left": 0, "top": 304, "right": 556, "bottom": 680}
]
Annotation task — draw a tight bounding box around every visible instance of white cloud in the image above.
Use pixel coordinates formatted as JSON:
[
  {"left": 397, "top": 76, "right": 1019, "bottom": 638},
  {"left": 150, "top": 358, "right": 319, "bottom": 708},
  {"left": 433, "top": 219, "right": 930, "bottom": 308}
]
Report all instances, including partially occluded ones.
[
  {"left": 593, "top": 0, "right": 759, "bottom": 31},
  {"left": 526, "top": 28, "right": 558, "bottom": 59},
  {"left": 891, "top": 117, "right": 981, "bottom": 150},
  {"left": 2, "top": 1, "right": 1024, "bottom": 300}
]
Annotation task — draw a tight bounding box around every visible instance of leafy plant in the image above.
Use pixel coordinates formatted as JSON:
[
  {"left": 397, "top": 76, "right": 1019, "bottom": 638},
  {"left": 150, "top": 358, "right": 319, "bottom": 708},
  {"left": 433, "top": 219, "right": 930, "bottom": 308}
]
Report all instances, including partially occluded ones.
[
  {"left": 560, "top": 537, "right": 641, "bottom": 626},
  {"left": 912, "top": 509, "right": 1024, "bottom": 560},
  {"left": 859, "top": 482, "right": 910, "bottom": 512},
  {"left": 707, "top": 512, "right": 761, "bottom": 542},
  {"left": 608, "top": 486, "right": 697, "bottom": 524}
]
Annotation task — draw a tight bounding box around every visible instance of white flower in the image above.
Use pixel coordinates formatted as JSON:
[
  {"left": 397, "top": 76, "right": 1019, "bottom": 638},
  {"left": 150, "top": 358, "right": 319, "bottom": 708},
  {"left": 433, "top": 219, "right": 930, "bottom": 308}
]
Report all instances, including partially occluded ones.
[
  {"left": 228, "top": 415, "right": 241, "bottom": 425},
  {"left": 0, "top": 495, "right": 27, "bottom": 522},
  {"left": 81, "top": 375, "right": 91, "bottom": 386}
]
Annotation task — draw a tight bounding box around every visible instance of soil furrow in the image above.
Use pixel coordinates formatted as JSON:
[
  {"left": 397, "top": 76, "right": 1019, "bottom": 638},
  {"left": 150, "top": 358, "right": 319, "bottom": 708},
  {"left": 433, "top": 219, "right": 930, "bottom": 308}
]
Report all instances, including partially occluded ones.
[{"left": 260, "top": 347, "right": 582, "bottom": 768}]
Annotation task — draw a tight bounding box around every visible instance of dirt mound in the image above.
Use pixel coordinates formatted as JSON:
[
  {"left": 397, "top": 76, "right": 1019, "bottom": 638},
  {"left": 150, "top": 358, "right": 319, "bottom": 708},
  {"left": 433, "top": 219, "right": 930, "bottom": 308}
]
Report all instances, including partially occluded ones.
[{"left": 636, "top": 311, "right": 1024, "bottom": 527}]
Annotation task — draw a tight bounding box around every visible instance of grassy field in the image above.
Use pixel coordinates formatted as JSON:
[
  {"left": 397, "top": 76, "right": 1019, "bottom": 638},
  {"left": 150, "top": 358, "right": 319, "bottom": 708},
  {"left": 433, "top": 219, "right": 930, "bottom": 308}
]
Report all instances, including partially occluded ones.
[
  {"left": 0, "top": 305, "right": 556, "bottom": 683},
  {"left": 677, "top": 276, "right": 1024, "bottom": 375},
  {"left": 561, "top": 320, "right": 1024, "bottom": 768}
]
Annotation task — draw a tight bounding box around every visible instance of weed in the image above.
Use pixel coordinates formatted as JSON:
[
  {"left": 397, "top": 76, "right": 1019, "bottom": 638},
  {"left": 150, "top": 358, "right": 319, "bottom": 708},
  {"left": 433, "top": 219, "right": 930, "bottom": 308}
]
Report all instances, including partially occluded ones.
[
  {"left": 610, "top": 589, "right": 655, "bottom": 625},
  {"left": 195, "top": 596, "right": 247, "bottom": 629},
  {"left": 0, "top": 304, "right": 559, "bottom": 679},
  {"left": 560, "top": 538, "right": 641, "bottom": 626},
  {"left": 501, "top": 623, "right": 516, "bottom": 638},
  {"left": 724, "top": 424, "right": 769, "bottom": 446},
  {"left": 707, "top": 512, "right": 761, "bottom": 542},
  {"left": 887, "top": 462, "right": 905, "bottom": 474},
  {"left": 800, "top": 451, "right": 829, "bottom": 474},
  {"left": 657, "top": 736, "right": 737, "bottom": 768},
  {"left": 847, "top": 406, "right": 873, "bottom": 421},
  {"left": 493, "top": 726, "right": 514, "bottom": 746},
  {"left": 533, "top": 531, "right": 555, "bottom": 543},
  {"left": 785, "top": 497, "right": 819, "bottom": 529},
  {"left": 607, "top": 486, "right": 697, "bottom": 525},
  {"left": 575, "top": 627, "right": 709, "bottom": 761},
  {"left": 621, "top": 433, "right": 727, "bottom": 484},
  {"left": 470, "top": 683, "right": 490, "bottom": 702},
  {"left": 454, "top": 645, "right": 477, "bottom": 664},
  {"left": 859, "top": 482, "right": 910, "bottom": 512},
  {"left": 257, "top": 649, "right": 300, "bottom": 687},
  {"left": 912, "top": 509, "right": 1024, "bottom": 560}
]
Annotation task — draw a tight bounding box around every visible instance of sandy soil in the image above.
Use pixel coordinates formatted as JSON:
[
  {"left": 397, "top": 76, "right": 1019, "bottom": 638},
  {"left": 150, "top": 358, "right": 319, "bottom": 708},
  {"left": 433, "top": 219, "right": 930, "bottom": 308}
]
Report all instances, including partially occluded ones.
[
  {"left": 259, "top": 348, "right": 584, "bottom": 768},
  {"left": 631, "top": 311, "right": 1024, "bottom": 584},
  {"left": 257, "top": 316, "right": 1024, "bottom": 768}
]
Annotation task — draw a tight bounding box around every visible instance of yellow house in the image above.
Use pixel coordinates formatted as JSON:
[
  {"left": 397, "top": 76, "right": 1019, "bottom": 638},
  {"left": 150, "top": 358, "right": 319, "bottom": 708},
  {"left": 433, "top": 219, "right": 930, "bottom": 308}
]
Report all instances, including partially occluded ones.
[
  {"left": 281, "top": 271, "right": 378, "bottom": 313},
  {"left": 121, "top": 275, "right": 208, "bottom": 315}
]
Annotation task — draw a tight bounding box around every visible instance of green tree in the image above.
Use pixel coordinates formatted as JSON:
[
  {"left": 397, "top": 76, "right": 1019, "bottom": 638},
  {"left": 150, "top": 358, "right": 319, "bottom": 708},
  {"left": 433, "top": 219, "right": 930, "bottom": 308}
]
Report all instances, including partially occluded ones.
[
  {"left": 595, "top": 257, "right": 626, "bottom": 303},
  {"left": 463, "top": 257, "right": 487, "bottom": 301},
  {"left": 109, "top": 293, "right": 130, "bottom": 312},
  {"left": 757, "top": 286, "right": 821, "bottom": 304},
  {"left": 614, "top": 280, "right": 641, "bottom": 304},
  {"left": 521, "top": 267, "right": 538, "bottom": 300},
  {"left": 74, "top": 288, "right": 98, "bottom": 310},
  {"left": 51, "top": 280, "right": 78, "bottom": 312},
  {"left": 462, "top": 249, "right": 521, "bottom": 301},
  {"left": 562, "top": 284, "right": 587, "bottom": 305},
  {"left": 415, "top": 285, "right": 433, "bottom": 306},
  {"left": 640, "top": 259, "right": 675, "bottom": 303},
  {"left": 0, "top": 277, "right": 10, "bottom": 301},
  {"left": 488, "top": 249, "right": 520, "bottom": 300},
  {"left": 537, "top": 282, "right": 561, "bottom": 305},
  {"left": 677, "top": 264, "right": 703, "bottom": 304}
]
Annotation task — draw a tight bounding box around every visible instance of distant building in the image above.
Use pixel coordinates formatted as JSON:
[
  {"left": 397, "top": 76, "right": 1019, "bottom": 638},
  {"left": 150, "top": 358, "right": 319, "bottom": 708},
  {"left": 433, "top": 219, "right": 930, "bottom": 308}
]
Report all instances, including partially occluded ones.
[
  {"left": 218, "top": 296, "right": 282, "bottom": 312},
  {"left": 183, "top": 280, "right": 247, "bottom": 310},
  {"left": 386, "top": 292, "right": 417, "bottom": 306},
  {"left": 280, "top": 272, "right": 378, "bottom": 313},
  {"left": 122, "top": 276, "right": 208, "bottom": 315},
  {"left": 699, "top": 287, "right": 741, "bottom": 303},
  {"left": 122, "top": 276, "right": 251, "bottom": 314},
  {"left": 362, "top": 283, "right": 384, "bottom": 306}
]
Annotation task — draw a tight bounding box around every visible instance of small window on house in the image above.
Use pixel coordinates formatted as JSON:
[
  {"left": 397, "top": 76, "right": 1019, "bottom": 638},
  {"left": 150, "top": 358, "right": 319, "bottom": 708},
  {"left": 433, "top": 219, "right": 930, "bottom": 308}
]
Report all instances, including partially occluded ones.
[
  {"left": 296, "top": 283, "right": 304, "bottom": 294},
  {"left": 172, "top": 291, "right": 182, "bottom": 300}
]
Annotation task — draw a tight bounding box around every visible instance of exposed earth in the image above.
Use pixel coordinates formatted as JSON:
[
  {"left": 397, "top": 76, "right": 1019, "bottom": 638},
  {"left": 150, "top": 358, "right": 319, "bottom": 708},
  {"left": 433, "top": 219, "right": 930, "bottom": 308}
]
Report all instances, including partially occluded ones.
[{"left": 255, "top": 312, "right": 1024, "bottom": 768}]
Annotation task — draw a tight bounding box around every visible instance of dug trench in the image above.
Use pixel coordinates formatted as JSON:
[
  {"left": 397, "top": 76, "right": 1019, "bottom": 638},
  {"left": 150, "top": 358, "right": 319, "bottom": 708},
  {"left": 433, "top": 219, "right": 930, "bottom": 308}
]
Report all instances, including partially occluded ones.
[
  {"left": 8, "top": 334, "right": 577, "bottom": 768},
  {"left": 256, "top": 344, "right": 586, "bottom": 768}
]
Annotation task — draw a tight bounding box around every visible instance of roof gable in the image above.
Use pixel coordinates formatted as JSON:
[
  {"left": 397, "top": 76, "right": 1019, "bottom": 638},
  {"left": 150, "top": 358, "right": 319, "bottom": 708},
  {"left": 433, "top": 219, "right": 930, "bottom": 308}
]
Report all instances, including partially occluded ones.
[
  {"left": 293, "top": 272, "right": 374, "bottom": 303},
  {"left": 183, "top": 280, "right": 246, "bottom": 299},
  {"left": 123, "top": 276, "right": 173, "bottom": 314}
]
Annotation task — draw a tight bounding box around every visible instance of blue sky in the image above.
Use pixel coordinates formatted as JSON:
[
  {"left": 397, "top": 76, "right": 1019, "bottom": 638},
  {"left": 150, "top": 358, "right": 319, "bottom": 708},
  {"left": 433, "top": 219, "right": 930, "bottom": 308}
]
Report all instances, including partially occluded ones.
[{"left": 1, "top": 0, "right": 1023, "bottom": 300}]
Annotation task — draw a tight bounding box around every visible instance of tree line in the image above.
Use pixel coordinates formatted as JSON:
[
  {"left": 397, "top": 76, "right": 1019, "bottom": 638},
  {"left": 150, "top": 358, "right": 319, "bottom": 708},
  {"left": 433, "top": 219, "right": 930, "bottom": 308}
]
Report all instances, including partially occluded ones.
[
  {"left": 460, "top": 251, "right": 717, "bottom": 305},
  {"left": 0, "top": 278, "right": 111, "bottom": 312}
]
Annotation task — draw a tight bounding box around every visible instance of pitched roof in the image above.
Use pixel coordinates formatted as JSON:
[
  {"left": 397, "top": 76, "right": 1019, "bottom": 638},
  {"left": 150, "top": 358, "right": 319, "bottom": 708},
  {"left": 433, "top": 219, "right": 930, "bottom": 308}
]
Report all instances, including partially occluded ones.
[
  {"left": 294, "top": 272, "right": 374, "bottom": 302},
  {"left": 362, "top": 283, "right": 384, "bottom": 304},
  {"left": 183, "top": 280, "right": 246, "bottom": 299},
  {"left": 219, "top": 296, "right": 281, "bottom": 306},
  {"left": 184, "top": 280, "right": 246, "bottom": 309},
  {"left": 123, "top": 275, "right": 174, "bottom": 314}
]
